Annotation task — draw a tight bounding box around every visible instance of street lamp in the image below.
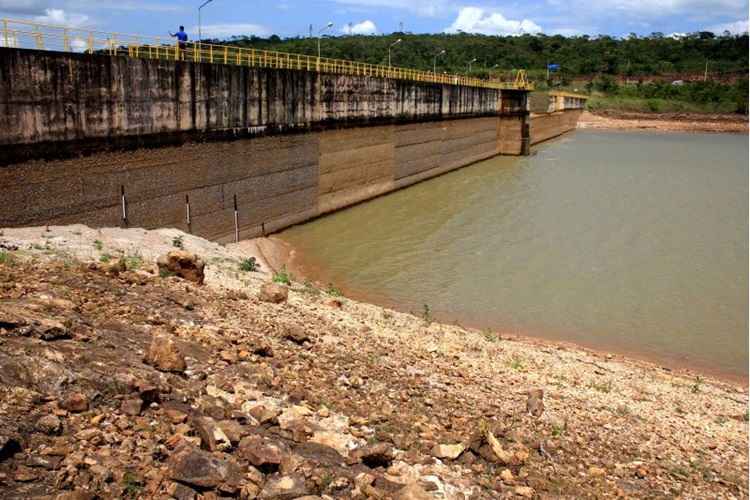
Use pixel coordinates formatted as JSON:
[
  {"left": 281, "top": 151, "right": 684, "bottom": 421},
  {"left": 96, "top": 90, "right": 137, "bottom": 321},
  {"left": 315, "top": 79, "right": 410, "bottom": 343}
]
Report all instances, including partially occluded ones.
[
  {"left": 388, "top": 38, "right": 402, "bottom": 67},
  {"left": 433, "top": 49, "right": 445, "bottom": 74},
  {"left": 198, "top": 0, "right": 214, "bottom": 41},
  {"left": 318, "top": 22, "right": 333, "bottom": 58},
  {"left": 467, "top": 57, "right": 477, "bottom": 74}
]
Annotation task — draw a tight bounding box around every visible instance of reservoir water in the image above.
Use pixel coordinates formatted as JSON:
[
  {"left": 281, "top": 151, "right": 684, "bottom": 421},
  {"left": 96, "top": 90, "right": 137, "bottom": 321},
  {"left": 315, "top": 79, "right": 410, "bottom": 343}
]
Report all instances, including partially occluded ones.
[{"left": 280, "top": 130, "right": 749, "bottom": 379}]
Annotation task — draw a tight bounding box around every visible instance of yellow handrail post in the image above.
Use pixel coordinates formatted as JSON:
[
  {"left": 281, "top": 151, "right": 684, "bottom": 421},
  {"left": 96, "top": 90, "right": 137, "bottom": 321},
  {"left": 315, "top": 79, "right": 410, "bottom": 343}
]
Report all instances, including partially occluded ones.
[
  {"left": 87, "top": 32, "right": 93, "bottom": 53},
  {"left": 224, "top": 46, "right": 228, "bottom": 64},
  {"left": 63, "top": 28, "right": 70, "bottom": 52},
  {"left": 2, "top": 19, "right": 7, "bottom": 48}
]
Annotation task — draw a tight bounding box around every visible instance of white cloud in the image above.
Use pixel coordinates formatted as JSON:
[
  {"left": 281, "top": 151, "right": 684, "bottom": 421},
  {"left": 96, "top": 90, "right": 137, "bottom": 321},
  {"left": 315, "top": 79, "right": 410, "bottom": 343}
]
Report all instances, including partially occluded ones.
[
  {"left": 331, "top": 0, "right": 452, "bottom": 17},
  {"left": 446, "top": 7, "right": 541, "bottom": 35},
  {"left": 705, "top": 19, "right": 749, "bottom": 34},
  {"left": 34, "top": 8, "right": 89, "bottom": 27},
  {"left": 342, "top": 19, "right": 377, "bottom": 35},
  {"left": 193, "top": 23, "right": 272, "bottom": 39}
]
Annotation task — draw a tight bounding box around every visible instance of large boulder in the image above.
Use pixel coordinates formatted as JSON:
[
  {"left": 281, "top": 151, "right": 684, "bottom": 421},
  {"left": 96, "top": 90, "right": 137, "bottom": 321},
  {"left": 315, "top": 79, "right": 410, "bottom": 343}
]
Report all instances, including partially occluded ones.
[
  {"left": 157, "top": 250, "right": 205, "bottom": 285},
  {"left": 167, "top": 445, "right": 242, "bottom": 491},
  {"left": 144, "top": 330, "right": 187, "bottom": 373}
]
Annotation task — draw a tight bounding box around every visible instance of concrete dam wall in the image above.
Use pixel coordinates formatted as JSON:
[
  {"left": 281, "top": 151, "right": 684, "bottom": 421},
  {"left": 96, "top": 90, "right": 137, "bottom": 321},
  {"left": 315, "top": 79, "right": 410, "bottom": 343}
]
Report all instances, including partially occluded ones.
[
  {"left": 1, "top": 115, "right": 526, "bottom": 241},
  {"left": 0, "top": 47, "right": 522, "bottom": 166},
  {"left": 529, "top": 110, "right": 583, "bottom": 145}
]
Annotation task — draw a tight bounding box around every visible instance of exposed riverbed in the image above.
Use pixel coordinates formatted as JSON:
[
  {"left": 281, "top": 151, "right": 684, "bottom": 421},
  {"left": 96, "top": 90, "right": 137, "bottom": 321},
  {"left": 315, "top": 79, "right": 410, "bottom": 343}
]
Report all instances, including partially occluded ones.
[{"left": 280, "top": 130, "right": 749, "bottom": 380}]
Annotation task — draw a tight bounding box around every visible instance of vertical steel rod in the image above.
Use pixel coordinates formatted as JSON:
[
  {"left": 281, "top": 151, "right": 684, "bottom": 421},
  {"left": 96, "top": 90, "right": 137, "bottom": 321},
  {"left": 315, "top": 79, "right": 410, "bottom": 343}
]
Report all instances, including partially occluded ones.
[
  {"left": 120, "top": 185, "right": 128, "bottom": 227},
  {"left": 233, "top": 194, "right": 239, "bottom": 243},
  {"left": 185, "top": 194, "right": 191, "bottom": 232}
]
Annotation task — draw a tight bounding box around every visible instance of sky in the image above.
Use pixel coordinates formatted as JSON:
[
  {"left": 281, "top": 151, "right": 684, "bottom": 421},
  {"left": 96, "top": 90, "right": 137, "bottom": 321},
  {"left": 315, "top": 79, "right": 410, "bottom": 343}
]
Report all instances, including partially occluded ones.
[{"left": 0, "top": 0, "right": 747, "bottom": 40}]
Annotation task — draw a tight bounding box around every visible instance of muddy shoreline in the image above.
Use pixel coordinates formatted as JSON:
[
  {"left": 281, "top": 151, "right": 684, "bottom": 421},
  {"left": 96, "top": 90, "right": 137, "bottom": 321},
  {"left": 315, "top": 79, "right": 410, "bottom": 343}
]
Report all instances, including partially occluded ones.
[{"left": 578, "top": 110, "right": 749, "bottom": 133}]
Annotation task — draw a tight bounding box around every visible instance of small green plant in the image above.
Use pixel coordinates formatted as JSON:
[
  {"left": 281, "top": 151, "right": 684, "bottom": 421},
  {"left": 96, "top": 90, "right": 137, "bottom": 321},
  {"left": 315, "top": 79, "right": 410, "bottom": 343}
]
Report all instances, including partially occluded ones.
[
  {"left": 509, "top": 355, "right": 525, "bottom": 371},
  {"left": 320, "top": 472, "right": 334, "bottom": 489},
  {"left": 172, "top": 235, "right": 184, "bottom": 249},
  {"left": 99, "top": 253, "right": 112, "bottom": 263},
  {"left": 0, "top": 250, "right": 12, "bottom": 266},
  {"left": 422, "top": 304, "right": 432, "bottom": 324},
  {"left": 239, "top": 257, "right": 259, "bottom": 272},
  {"left": 551, "top": 421, "right": 566, "bottom": 437},
  {"left": 326, "top": 283, "right": 343, "bottom": 297},
  {"left": 590, "top": 380, "right": 613, "bottom": 394},
  {"left": 123, "top": 254, "right": 143, "bottom": 271},
  {"left": 122, "top": 472, "right": 143, "bottom": 498},
  {"left": 159, "top": 268, "right": 176, "bottom": 278},
  {"left": 272, "top": 265, "right": 292, "bottom": 285},
  {"left": 691, "top": 376, "right": 703, "bottom": 394},
  {"left": 93, "top": 239, "right": 103, "bottom": 251},
  {"left": 483, "top": 329, "right": 498, "bottom": 342}
]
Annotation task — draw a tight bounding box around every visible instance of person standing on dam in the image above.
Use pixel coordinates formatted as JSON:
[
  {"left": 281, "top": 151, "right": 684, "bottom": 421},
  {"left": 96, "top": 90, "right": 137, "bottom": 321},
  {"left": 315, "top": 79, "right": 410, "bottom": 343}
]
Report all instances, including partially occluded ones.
[{"left": 169, "top": 26, "right": 188, "bottom": 51}]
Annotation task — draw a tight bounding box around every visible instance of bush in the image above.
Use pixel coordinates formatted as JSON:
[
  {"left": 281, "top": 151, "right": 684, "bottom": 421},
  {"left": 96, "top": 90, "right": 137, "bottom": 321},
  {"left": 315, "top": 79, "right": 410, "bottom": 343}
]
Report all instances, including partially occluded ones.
[
  {"left": 272, "top": 265, "right": 292, "bottom": 285},
  {"left": 239, "top": 257, "right": 260, "bottom": 272}
]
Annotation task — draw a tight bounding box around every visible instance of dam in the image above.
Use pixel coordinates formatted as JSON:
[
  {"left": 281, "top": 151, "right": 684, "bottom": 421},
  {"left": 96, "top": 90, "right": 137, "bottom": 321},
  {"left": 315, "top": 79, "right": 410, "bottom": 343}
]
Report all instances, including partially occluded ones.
[{"left": 0, "top": 19, "right": 586, "bottom": 242}]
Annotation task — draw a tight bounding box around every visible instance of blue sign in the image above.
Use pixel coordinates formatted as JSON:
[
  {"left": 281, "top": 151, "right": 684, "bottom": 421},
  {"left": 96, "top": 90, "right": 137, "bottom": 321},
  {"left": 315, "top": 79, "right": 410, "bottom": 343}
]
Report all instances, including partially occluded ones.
[{"left": 547, "top": 63, "right": 560, "bottom": 72}]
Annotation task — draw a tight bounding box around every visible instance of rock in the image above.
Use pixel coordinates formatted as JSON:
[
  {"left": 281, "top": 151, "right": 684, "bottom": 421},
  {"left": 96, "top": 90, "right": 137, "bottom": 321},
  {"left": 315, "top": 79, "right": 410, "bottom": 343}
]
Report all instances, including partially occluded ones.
[
  {"left": 589, "top": 466, "right": 606, "bottom": 477},
  {"left": 99, "top": 258, "right": 126, "bottom": 275},
  {"left": 144, "top": 330, "right": 187, "bottom": 373},
  {"left": 36, "top": 414, "right": 62, "bottom": 435},
  {"left": 247, "top": 404, "right": 281, "bottom": 425},
  {"left": 14, "top": 465, "right": 36, "bottom": 482},
  {"left": 258, "top": 283, "right": 288, "bottom": 304},
  {"left": 431, "top": 443, "right": 465, "bottom": 460},
  {"left": 310, "top": 431, "right": 352, "bottom": 457},
  {"left": 515, "top": 486, "right": 535, "bottom": 498},
  {"left": 283, "top": 325, "right": 310, "bottom": 345},
  {"left": 193, "top": 416, "right": 232, "bottom": 452},
  {"left": 501, "top": 469, "right": 514, "bottom": 483},
  {"left": 350, "top": 442, "right": 394, "bottom": 468},
  {"left": 216, "top": 420, "right": 246, "bottom": 445},
  {"left": 157, "top": 250, "right": 206, "bottom": 284},
  {"left": 121, "top": 398, "right": 143, "bottom": 416},
  {"left": 526, "top": 389, "right": 544, "bottom": 417},
  {"left": 61, "top": 393, "right": 89, "bottom": 413},
  {"left": 167, "top": 445, "right": 242, "bottom": 490},
  {"left": 259, "top": 474, "right": 309, "bottom": 499},
  {"left": 394, "top": 482, "right": 432, "bottom": 500},
  {"left": 32, "top": 318, "right": 71, "bottom": 341},
  {"left": 237, "top": 435, "right": 288, "bottom": 470}
]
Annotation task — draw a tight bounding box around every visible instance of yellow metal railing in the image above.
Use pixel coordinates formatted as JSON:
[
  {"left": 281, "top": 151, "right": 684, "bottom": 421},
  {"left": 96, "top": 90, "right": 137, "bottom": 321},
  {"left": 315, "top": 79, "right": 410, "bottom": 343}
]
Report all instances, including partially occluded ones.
[
  {"left": 0, "top": 17, "right": 533, "bottom": 91},
  {"left": 548, "top": 90, "right": 589, "bottom": 99}
]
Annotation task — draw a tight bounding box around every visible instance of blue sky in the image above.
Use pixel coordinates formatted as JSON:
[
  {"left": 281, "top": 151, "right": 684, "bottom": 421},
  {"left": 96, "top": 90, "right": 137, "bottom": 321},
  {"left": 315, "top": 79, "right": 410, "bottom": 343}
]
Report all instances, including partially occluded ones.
[{"left": 0, "top": 0, "right": 747, "bottom": 39}]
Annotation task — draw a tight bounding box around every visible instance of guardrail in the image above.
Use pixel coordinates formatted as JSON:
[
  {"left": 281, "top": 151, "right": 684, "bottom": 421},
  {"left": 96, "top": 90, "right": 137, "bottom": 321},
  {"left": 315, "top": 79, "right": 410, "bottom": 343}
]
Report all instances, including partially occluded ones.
[{"left": 0, "top": 18, "right": 533, "bottom": 91}]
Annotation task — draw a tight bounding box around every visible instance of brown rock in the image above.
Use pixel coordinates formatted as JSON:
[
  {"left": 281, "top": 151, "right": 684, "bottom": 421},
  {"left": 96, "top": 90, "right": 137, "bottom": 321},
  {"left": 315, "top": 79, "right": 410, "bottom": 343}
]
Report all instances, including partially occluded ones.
[
  {"left": 157, "top": 250, "right": 206, "bottom": 284},
  {"left": 258, "top": 282, "right": 288, "bottom": 304},
  {"left": 167, "top": 445, "right": 242, "bottom": 490},
  {"left": 216, "top": 420, "right": 246, "bottom": 445},
  {"left": 247, "top": 405, "right": 281, "bottom": 425},
  {"left": 61, "top": 393, "right": 89, "bottom": 413},
  {"left": 36, "top": 414, "right": 62, "bottom": 435},
  {"left": 237, "top": 435, "right": 288, "bottom": 470},
  {"left": 515, "top": 486, "right": 535, "bottom": 498},
  {"left": 350, "top": 442, "right": 394, "bottom": 468},
  {"left": 431, "top": 443, "right": 465, "bottom": 460},
  {"left": 259, "top": 474, "right": 309, "bottom": 499},
  {"left": 144, "top": 330, "right": 186, "bottom": 373},
  {"left": 99, "top": 258, "right": 126, "bottom": 275},
  {"left": 526, "top": 389, "right": 544, "bottom": 417},
  {"left": 121, "top": 398, "right": 143, "bottom": 416},
  {"left": 283, "top": 325, "right": 310, "bottom": 345},
  {"left": 394, "top": 482, "right": 432, "bottom": 500},
  {"left": 14, "top": 465, "right": 36, "bottom": 482},
  {"left": 193, "top": 416, "right": 231, "bottom": 452}
]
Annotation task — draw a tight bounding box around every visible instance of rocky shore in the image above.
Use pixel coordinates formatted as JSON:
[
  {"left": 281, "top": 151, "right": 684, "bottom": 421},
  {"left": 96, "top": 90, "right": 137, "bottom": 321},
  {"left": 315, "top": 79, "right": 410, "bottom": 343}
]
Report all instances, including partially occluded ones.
[
  {"left": 578, "top": 110, "right": 749, "bottom": 133},
  {"left": 0, "top": 225, "right": 747, "bottom": 499}
]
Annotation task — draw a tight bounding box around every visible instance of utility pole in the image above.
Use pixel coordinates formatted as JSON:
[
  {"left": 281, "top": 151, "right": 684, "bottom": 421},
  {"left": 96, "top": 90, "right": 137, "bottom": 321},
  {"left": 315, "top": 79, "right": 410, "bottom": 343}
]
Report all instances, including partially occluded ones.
[
  {"left": 388, "top": 38, "right": 402, "bottom": 67},
  {"left": 704, "top": 60, "right": 709, "bottom": 81},
  {"left": 198, "top": 0, "right": 214, "bottom": 41},
  {"left": 433, "top": 49, "right": 445, "bottom": 74},
  {"left": 317, "top": 22, "right": 333, "bottom": 58}
]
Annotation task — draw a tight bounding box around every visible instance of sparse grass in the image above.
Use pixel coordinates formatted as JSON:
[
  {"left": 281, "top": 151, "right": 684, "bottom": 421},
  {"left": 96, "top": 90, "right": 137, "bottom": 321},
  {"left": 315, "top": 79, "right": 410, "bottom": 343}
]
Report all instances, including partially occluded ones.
[
  {"left": 159, "top": 268, "right": 176, "bottom": 278},
  {"left": 590, "top": 379, "right": 614, "bottom": 394},
  {"left": 326, "top": 283, "right": 343, "bottom": 297},
  {"left": 691, "top": 376, "right": 703, "bottom": 394},
  {"left": 0, "top": 250, "right": 14, "bottom": 266},
  {"left": 586, "top": 95, "right": 738, "bottom": 114},
  {"left": 272, "top": 265, "right": 292, "bottom": 285},
  {"left": 509, "top": 355, "right": 526, "bottom": 371},
  {"left": 172, "top": 235, "right": 184, "bottom": 249},
  {"left": 93, "top": 239, "right": 103, "bottom": 251},
  {"left": 551, "top": 421, "right": 567, "bottom": 437},
  {"left": 483, "top": 329, "right": 499, "bottom": 342},
  {"left": 123, "top": 254, "right": 143, "bottom": 271},
  {"left": 422, "top": 304, "right": 432, "bottom": 324},
  {"left": 320, "top": 472, "right": 334, "bottom": 489},
  {"left": 239, "top": 257, "right": 259, "bottom": 272},
  {"left": 122, "top": 472, "right": 143, "bottom": 498},
  {"left": 99, "top": 253, "right": 112, "bottom": 263}
]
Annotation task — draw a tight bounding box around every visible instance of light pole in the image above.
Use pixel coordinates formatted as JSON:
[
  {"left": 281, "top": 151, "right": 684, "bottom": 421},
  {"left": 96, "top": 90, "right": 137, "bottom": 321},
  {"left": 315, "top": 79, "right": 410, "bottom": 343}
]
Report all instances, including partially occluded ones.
[
  {"left": 467, "top": 57, "right": 477, "bottom": 74},
  {"left": 318, "top": 22, "right": 333, "bottom": 58},
  {"left": 198, "top": 0, "right": 214, "bottom": 41},
  {"left": 388, "top": 38, "right": 402, "bottom": 67},
  {"left": 433, "top": 49, "right": 445, "bottom": 74}
]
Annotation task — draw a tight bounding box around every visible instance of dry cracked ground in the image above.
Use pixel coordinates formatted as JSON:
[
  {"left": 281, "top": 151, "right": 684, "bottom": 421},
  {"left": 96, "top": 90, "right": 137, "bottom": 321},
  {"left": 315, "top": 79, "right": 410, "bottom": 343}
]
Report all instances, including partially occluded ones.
[{"left": 0, "top": 226, "right": 747, "bottom": 499}]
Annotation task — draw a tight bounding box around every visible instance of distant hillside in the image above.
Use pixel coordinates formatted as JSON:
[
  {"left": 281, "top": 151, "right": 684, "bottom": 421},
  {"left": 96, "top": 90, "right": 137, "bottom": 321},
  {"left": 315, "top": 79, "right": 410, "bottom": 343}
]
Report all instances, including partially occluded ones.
[{"left": 209, "top": 31, "right": 749, "bottom": 80}]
